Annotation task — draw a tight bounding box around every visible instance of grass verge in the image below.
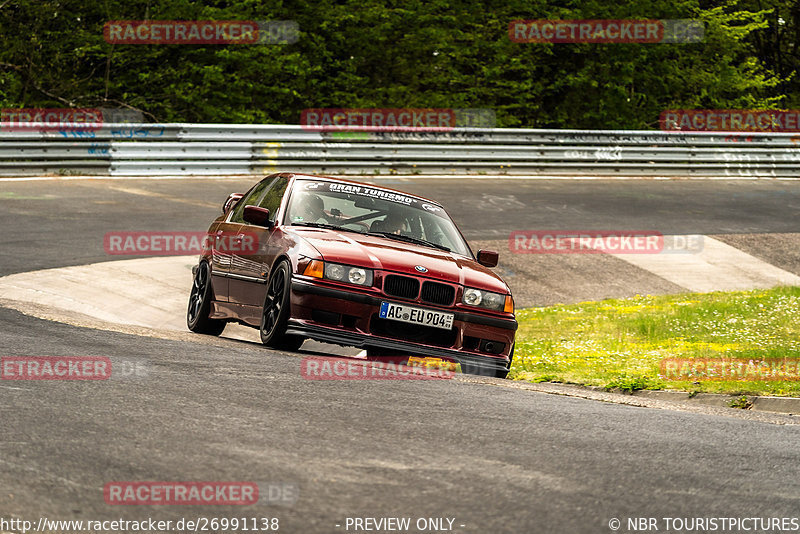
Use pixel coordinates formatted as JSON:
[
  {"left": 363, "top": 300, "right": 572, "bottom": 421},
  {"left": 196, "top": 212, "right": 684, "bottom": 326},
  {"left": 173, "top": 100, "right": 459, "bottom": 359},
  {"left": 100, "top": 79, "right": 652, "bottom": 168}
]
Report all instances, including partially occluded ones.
[{"left": 509, "top": 286, "right": 800, "bottom": 396}]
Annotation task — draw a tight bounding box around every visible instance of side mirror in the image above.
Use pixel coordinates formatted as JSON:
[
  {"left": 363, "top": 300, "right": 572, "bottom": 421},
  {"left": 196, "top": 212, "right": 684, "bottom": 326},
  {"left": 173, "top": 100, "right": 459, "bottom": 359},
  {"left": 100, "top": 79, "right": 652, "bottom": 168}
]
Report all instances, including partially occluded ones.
[
  {"left": 243, "top": 205, "right": 273, "bottom": 227},
  {"left": 222, "top": 193, "right": 244, "bottom": 214},
  {"left": 476, "top": 249, "right": 499, "bottom": 268}
]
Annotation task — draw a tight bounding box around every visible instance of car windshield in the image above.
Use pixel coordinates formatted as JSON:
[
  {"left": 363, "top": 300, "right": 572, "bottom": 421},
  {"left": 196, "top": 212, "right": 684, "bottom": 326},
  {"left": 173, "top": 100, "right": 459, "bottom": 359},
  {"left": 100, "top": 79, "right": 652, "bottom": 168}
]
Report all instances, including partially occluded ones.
[{"left": 284, "top": 179, "right": 472, "bottom": 257}]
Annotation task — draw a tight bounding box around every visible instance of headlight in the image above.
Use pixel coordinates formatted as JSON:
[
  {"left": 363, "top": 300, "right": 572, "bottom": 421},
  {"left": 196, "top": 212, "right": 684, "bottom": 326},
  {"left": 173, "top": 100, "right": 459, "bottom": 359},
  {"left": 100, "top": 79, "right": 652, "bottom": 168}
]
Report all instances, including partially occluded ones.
[
  {"left": 326, "top": 263, "right": 346, "bottom": 280},
  {"left": 323, "top": 262, "right": 373, "bottom": 286},
  {"left": 348, "top": 268, "right": 368, "bottom": 285},
  {"left": 462, "top": 287, "right": 508, "bottom": 311},
  {"left": 463, "top": 288, "right": 482, "bottom": 306}
]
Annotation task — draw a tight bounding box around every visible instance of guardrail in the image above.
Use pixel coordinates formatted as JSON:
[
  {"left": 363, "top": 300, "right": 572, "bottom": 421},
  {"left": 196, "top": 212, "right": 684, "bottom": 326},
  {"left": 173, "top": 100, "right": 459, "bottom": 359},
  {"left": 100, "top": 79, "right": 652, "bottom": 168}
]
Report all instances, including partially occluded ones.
[{"left": 1, "top": 123, "right": 798, "bottom": 177}]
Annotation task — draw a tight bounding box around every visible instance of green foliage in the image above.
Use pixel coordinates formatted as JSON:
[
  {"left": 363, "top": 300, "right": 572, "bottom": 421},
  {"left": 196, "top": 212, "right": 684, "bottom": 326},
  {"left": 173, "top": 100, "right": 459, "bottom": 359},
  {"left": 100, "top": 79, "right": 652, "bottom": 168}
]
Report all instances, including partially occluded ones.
[
  {"left": 729, "top": 395, "right": 753, "bottom": 409},
  {"left": 0, "top": 0, "right": 793, "bottom": 126},
  {"left": 512, "top": 286, "right": 800, "bottom": 396},
  {"left": 604, "top": 376, "right": 657, "bottom": 393}
]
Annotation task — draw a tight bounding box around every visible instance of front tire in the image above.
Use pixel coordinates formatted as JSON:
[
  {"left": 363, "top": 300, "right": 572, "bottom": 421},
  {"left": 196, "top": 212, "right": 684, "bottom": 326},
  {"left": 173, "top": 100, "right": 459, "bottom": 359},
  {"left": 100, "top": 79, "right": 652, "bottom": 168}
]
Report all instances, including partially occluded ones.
[
  {"left": 260, "top": 260, "right": 304, "bottom": 351},
  {"left": 187, "top": 261, "right": 226, "bottom": 336}
]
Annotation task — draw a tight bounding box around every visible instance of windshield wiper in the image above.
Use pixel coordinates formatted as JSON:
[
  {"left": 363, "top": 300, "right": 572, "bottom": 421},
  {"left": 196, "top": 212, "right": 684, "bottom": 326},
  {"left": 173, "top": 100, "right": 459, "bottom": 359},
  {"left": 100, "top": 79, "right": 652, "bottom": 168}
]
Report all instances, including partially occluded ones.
[
  {"left": 290, "top": 222, "right": 365, "bottom": 234},
  {"left": 367, "top": 231, "right": 450, "bottom": 252}
]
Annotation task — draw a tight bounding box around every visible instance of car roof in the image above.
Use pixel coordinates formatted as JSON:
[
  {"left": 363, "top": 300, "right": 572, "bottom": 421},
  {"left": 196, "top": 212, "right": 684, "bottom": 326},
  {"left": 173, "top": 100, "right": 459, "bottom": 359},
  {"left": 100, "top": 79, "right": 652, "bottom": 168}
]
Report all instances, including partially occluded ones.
[{"left": 284, "top": 173, "right": 444, "bottom": 208}]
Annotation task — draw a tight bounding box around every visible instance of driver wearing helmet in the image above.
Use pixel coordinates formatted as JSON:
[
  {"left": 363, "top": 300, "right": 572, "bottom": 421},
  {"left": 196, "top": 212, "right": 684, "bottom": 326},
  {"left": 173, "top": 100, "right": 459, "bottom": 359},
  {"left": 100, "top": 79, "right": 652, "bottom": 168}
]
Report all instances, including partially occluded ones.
[{"left": 291, "top": 193, "right": 328, "bottom": 223}]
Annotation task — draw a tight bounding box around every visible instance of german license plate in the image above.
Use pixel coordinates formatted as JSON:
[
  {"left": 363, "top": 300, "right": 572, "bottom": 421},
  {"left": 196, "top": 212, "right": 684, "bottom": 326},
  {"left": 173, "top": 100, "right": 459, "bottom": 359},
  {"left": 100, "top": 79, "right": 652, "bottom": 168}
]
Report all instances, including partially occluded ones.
[{"left": 379, "top": 301, "right": 454, "bottom": 330}]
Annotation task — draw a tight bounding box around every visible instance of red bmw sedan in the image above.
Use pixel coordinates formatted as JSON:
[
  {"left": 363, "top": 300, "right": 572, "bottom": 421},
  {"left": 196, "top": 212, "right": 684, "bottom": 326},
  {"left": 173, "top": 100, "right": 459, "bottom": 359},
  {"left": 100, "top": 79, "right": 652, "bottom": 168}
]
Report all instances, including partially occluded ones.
[{"left": 187, "top": 173, "right": 516, "bottom": 377}]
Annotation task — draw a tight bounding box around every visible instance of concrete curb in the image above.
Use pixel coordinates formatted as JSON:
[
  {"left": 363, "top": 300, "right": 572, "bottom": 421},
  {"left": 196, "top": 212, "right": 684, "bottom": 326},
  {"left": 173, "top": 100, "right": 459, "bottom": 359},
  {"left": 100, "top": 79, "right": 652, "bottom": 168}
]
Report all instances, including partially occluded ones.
[
  {"left": 588, "top": 385, "right": 800, "bottom": 415},
  {"left": 458, "top": 376, "right": 799, "bottom": 424}
]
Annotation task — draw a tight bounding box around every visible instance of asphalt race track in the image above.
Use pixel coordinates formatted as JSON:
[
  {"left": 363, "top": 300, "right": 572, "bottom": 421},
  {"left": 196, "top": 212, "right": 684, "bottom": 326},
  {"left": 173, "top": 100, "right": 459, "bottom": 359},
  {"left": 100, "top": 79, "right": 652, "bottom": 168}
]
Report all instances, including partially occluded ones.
[{"left": 1, "top": 176, "right": 800, "bottom": 534}]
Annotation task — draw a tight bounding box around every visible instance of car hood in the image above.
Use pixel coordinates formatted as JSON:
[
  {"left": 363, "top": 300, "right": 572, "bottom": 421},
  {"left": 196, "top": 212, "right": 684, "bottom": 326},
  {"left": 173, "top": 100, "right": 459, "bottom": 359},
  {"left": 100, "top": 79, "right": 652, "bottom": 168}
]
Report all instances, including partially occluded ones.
[{"left": 288, "top": 227, "right": 509, "bottom": 293}]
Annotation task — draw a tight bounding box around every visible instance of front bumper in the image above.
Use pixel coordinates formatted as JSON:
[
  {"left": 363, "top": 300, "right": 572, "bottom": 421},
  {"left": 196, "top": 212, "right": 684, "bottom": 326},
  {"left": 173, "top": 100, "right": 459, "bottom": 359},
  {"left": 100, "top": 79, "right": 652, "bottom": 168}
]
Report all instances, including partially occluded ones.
[{"left": 288, "top": 278, "right": 516, "bottom": 376}]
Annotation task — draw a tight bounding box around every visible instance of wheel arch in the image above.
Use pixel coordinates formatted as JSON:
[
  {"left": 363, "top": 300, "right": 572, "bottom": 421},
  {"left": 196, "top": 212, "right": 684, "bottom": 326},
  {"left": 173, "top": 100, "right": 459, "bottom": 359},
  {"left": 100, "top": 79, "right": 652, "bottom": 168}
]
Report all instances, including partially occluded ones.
[{"left": 268, "top": 253, "right": 295, "bottom": 280}]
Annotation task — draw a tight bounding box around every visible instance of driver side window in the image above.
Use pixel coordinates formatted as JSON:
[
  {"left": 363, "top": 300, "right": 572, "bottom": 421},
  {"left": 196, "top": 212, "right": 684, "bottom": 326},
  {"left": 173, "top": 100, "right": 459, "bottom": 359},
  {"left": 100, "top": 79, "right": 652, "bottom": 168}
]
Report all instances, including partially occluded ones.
[
  {"left": 257, "top": 176, "right": 290, "bottom": 220},
  {"left": 230, "top": 175, "right": 284, "bottom": 224}
]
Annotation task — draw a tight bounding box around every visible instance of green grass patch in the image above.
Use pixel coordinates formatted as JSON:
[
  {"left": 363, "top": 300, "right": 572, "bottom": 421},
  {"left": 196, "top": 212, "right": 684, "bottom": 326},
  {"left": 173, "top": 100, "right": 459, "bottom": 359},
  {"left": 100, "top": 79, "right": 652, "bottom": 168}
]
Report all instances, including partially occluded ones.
[{"left": 509, "top": 286, "right": 800, "bottom": 396}]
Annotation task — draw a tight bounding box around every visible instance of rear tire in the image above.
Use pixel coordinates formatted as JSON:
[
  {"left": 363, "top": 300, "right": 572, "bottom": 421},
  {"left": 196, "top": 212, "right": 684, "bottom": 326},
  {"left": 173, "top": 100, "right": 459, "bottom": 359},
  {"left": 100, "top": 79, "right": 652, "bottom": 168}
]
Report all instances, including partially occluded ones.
[
  {"left": 260, "top": 260, "right": 305, "bottom": 351},
  {"left": 187, "top": 261, "right": 226, "bottom": 336}
]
